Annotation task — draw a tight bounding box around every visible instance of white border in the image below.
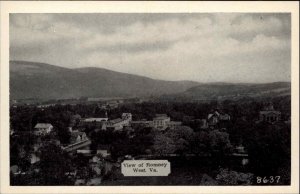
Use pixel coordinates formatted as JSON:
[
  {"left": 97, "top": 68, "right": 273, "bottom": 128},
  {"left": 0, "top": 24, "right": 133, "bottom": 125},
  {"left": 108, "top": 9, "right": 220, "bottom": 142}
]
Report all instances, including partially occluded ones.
[{"left": 1, "top": 1, "right": 299, "bottom": 194}]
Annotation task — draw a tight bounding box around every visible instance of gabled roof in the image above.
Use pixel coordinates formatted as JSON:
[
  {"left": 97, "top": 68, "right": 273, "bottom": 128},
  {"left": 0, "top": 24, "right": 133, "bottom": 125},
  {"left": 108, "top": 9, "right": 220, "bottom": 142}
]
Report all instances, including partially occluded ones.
[
  {"left": 70, "top": 131, "right": 86, "bottom": 143},
  {"left": 34, "top": 123, "right": 53, "bottom": 129},
  {"left": 207, "top": 114, "right": 214, "bottom": 119},
  {"left": 208, "top": 111, "right": 229, "bottom": 120},
  {"left": 108, "top": 118, "right": 123, "bottom": 124}
]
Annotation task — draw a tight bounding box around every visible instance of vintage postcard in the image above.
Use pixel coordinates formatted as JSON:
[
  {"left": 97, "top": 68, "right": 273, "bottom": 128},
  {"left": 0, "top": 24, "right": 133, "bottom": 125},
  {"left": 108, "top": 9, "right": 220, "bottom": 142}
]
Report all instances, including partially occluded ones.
[{"left": 0, "top": 1, "right": 299, "bottom": 194}]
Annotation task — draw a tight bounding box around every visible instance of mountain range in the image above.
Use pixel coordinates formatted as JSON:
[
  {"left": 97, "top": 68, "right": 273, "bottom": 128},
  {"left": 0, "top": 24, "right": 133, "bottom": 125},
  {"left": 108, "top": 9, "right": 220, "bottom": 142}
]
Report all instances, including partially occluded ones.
[
  {"left": 10, "top": 61, "right": 199, "bottom": 100},
  {"left": 10, "top": 61, "right": 291, "bottom": 101},
  {"left": 161, "top": 82, "right": 291, "bottom": 101}
]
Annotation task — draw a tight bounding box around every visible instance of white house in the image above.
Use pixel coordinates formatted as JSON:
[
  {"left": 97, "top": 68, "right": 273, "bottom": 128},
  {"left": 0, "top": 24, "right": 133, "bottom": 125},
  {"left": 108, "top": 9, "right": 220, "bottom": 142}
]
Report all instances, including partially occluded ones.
[{"left": 34, "top": 123, "right": 53, "bottom": 136}]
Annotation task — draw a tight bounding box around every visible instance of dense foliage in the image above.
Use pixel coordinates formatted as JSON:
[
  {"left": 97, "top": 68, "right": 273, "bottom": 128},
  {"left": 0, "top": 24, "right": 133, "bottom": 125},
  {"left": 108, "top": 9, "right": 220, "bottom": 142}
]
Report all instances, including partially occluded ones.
[{"left": 10, "top": 96, "right": 291, "bottom": 185}]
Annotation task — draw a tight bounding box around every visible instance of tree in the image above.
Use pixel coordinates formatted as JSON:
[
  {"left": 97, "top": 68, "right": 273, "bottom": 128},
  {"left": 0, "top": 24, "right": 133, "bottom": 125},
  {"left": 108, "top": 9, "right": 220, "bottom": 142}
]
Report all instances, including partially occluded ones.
[
  {"left": 37, "top": 143, "right": 72, "bottom": 185},
  {"left": 246, "top": 122, "right": 291, "bottom": 179},
  {"left": 152, "top": 135, "right": 176, "bottom": 155},
  {"left": 53, "top": 120, "right": 71, "bottom": 144},
  {"left": 165, "top": 126, "right": 194, "bottom": 142},
  {"left": 208, "top": 130, "right": 233, "bottom": 155},
  {"left": 215, "top": 168, "right": 253, "bottom": 185},
  {"left": 190, "top": 131, "right": 210, "bottom": 154}
]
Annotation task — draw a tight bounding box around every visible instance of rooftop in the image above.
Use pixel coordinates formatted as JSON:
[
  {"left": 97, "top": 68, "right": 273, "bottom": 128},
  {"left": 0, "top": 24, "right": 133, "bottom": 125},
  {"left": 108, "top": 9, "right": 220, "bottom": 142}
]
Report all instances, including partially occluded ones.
[
  {"left": 84, "top": 118, "right": 107, "bottom": 122},
  {"left": 34, "top": 123, "right": 53, "bottom": 129},
  {"left": 108, "top": 118, "right": 123, "bottom": 124}
]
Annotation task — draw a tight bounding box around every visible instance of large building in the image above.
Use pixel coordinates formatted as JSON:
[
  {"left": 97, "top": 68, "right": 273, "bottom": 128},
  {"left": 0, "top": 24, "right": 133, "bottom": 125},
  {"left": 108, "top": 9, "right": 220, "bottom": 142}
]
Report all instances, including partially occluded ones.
[
  {"left": 153, "top": 114, "right": 171, "bottom": 130},
  {"left": 106, "top": 113, "right": 133, "bottom": 131},
  {"left": 259, "top": 104, "right": 281, "bottom": 123}
]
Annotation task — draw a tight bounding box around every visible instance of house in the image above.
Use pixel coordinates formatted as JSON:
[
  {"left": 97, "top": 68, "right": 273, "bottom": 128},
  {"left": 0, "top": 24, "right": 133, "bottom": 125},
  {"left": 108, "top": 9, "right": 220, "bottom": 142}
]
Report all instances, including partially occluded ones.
[
  {"left": 153, "top": 114, "right": 171, "bottom": 130},
  {"left": 259, "top": 104, "right": 281, "bottom": 123},
  {"left": 70, "top": 131, "right": 88, "bottom": 144},
  {"left": 207, "top": 110, "right": 230, "bottom": 127},
  {"left": 34, "top": 123, "right": 53, "bottom": 136},
  {"left": 122, "top": 113, "right": 132, "bottom": 122},
  {"left": 207, "top": 112, "right": 220, "bottom": 126}
]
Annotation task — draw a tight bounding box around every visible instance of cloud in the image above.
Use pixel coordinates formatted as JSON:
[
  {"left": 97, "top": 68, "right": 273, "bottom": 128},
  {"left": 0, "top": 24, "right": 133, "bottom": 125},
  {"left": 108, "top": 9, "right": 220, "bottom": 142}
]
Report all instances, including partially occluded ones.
[{"left": 10, "top": 13, "right": 291, "bottom": 83}]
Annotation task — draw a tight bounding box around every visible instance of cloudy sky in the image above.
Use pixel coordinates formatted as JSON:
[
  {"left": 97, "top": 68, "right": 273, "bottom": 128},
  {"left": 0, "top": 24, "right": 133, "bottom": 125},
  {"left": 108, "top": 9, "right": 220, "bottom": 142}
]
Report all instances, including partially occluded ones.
[{"left": 10, "top": 13, "right": 291, "bottom": 83}]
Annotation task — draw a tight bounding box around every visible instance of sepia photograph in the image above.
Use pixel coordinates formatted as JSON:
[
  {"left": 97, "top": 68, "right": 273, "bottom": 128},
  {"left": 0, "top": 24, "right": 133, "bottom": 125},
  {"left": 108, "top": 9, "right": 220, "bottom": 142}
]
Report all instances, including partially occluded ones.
[{"left": 0, "top": 1, "right": 299, "bottom": 194}]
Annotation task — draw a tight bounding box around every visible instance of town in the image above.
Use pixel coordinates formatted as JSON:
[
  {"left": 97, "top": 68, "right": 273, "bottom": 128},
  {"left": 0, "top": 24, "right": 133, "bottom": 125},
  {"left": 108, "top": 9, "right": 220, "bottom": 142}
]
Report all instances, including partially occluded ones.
[{"left": 10, "top": 97, "right": 291, "bottom": 185}]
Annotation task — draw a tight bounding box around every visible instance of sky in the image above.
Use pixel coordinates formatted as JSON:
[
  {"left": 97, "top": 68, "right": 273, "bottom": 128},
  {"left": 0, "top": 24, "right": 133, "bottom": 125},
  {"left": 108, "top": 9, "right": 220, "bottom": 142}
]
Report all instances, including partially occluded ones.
[{"left": 10, "top": 13, "right": 291, "bottom": 83}]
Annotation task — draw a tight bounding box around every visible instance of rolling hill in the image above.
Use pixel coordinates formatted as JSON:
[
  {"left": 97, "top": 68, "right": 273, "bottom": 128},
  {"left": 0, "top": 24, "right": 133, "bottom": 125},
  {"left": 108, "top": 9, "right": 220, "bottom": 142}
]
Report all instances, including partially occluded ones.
[
  {"left": 9, "top": 61, "right": 199, "bottom": 100},
  {"left": 160, "top": 82, "right": 291, "bottom": 101}
]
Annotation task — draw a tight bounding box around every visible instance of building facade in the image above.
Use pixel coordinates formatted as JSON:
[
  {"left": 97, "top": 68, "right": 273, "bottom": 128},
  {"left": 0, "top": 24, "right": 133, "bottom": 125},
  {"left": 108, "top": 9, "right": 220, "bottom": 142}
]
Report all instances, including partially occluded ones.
[
  {"left": 259, "top": 104, "right": 281, "bottom": 123},
  {"left": 153, "top": 114, "right": 171, "bottom": 130}
]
